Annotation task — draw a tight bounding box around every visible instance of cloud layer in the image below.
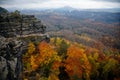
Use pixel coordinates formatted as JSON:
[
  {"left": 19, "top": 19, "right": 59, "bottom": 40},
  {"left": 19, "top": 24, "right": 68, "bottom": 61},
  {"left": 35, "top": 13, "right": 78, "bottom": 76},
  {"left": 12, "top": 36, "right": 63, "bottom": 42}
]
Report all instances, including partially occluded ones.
[
  {"left": 93, "top": 0, "right": 120, "bottom": 2},
  {"left": 0, "top": 0, "right": 120, "bottom": 9}
]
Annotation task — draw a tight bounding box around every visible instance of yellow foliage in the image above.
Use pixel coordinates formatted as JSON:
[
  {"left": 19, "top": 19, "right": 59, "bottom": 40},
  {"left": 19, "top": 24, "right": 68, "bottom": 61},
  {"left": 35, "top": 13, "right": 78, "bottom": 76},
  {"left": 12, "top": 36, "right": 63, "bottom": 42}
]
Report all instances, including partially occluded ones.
[
  {"left": 103, "top": 58, "right": 118, "bottom": 73},
  {"left": 51, "top": 37, "right": 70, "bottom": 47},
  {"left": 23, "top": 41, "right": 61, "bottom": 72},
  {"left": 23, "top": 42, "right": 36, "bottom": 71},
  {"left": 93, "top": 52, "right": 99, "bottom": 60},
  {"left": 27, "top": 42, "right": 35, "bottom": 54},
  {"left": 24, "top": 78, "right": 28, "bottom": 80},
  {"left": 48, "top": 73, "right": 59, "bottom": 80}
]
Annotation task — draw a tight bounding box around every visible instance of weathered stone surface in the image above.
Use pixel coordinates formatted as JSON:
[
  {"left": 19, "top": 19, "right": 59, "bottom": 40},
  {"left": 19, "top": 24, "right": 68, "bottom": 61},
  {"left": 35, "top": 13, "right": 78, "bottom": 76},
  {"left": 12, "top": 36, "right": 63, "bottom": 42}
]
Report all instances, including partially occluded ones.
[
  {"left": 0, "top": 7, "right": 50, "bottom": 80},
  {"left": 0, "top": 13, "right": 46, "bottom": 38},
  {"left": 0, "top": 56, "right": 8, "bottom": 80},
  {"left": 0, "top": 37, "right": 23, "bottom": 80}
]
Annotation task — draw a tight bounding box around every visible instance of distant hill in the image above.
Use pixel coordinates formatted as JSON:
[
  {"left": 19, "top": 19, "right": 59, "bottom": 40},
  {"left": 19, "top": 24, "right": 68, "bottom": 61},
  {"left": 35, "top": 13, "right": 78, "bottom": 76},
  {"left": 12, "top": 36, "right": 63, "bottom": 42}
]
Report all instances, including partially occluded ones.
[
  {"left": 0, "top": 7, "right": 8, "bottom": 14},
  {"left": 21, "top": 7, "right": 120, "bottom": 23},
  {"left": 20, "top": 7, "right": 120, "bottom": 49}
]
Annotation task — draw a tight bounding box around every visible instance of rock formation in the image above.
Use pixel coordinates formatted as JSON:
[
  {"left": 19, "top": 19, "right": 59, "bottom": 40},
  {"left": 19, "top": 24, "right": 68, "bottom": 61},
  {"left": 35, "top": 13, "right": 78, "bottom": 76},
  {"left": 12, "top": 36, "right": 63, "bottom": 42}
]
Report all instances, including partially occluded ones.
[
  {"left": 0, "top": 7, "right": 50, "bottom": 80},
  {"left": 0, "top": 11, "right": 46, "bottom": 37}
]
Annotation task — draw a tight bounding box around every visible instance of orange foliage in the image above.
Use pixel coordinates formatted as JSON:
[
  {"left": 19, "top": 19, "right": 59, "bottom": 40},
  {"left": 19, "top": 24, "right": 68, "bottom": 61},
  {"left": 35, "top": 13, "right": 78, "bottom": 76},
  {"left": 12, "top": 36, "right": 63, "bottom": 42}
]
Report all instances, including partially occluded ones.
[
  {"left": 38, "top": 41, "right": 61, "bottom": 66},
  {"left": 65, "top": 45, "right": 91, "bottom": 79},
  {"left": 31, "top": 55, "right": 39, "bottom": 71},
  {"left": 52, "top": 61, "right": 61, "bottom": 70}
]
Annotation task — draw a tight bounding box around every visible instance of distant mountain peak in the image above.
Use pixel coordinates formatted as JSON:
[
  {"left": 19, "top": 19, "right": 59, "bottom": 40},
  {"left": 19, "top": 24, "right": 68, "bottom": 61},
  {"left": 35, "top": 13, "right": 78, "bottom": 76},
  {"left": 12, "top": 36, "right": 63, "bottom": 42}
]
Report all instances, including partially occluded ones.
[{"left": 54, "top": 6, "right": 76, "bottom": 12}]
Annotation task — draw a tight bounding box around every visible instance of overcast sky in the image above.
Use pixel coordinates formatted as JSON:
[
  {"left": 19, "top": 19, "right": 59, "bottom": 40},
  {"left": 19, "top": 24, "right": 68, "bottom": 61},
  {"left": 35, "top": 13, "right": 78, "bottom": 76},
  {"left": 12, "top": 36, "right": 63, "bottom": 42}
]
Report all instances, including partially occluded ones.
[{"left": 0, "top": 0, "right": 120, "bottom": 9}]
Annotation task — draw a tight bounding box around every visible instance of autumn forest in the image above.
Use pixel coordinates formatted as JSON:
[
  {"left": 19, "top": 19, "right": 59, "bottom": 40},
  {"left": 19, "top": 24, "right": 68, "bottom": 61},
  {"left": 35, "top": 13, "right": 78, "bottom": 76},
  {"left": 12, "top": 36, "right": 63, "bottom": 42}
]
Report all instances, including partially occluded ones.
[{"left": 23, "top": 37, "right": 120, "bottom": 80}]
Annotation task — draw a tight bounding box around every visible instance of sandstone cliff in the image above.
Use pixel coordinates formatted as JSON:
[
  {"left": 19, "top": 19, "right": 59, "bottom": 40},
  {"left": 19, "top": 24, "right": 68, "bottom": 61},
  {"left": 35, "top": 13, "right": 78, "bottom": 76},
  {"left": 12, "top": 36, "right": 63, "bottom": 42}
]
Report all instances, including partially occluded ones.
[{"left": 0, "top": 7, "right": 50, "bottom": 80}]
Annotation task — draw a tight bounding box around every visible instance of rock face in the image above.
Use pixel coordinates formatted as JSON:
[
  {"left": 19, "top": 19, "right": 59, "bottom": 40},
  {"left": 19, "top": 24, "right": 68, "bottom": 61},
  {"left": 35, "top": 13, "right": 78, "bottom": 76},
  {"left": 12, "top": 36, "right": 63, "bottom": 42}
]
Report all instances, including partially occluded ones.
[
  {"left": 0, "top": 37, "right": 23, "bottom": 80},
  {"left": 0, "top": 12, "right": 46, "bottom": 37},
  {"left": 0, "top": 8, "right": 50, "bottom": 80}
]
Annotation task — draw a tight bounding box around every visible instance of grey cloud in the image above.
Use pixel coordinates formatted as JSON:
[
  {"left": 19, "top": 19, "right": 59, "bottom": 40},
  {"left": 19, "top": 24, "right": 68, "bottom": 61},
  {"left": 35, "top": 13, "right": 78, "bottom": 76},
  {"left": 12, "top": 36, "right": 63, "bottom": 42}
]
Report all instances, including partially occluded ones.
[
  {"left": 0, "top": 0, "right": 48, "bottom": 5},
  {"left": 0, "top": 0, "right": 8, "bottom": 4},
  {"left": 93, "top": 0, "right": 120, "bottom": 3},
  {"left": 0, "top": 0, "right": 119, "bottom": 9}
]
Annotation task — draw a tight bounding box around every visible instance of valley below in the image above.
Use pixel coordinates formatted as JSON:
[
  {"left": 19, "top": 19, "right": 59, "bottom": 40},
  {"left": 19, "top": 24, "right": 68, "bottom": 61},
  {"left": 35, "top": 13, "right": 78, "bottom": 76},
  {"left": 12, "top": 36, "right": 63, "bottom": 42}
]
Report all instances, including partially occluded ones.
[{"left": 22, "top": 8, "right": 120, "bottom": 52}]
